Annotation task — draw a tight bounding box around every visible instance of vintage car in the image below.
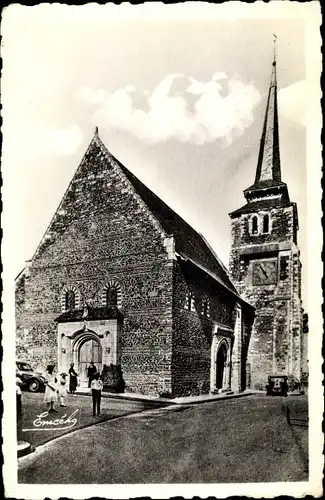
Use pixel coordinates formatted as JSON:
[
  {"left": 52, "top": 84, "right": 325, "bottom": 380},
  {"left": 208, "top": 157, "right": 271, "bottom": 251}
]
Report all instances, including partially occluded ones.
[
  {"left": 266, "top": 375, "right": 288, "bottom": 396},
  {"left": 16, "top": 360, "right": 46, "bottom": 392}
]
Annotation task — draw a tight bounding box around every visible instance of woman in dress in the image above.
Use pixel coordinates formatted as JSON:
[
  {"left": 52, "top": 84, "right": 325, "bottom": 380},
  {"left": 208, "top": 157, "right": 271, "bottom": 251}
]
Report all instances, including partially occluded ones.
[
  {"left": 44, "top": 364, "right": 58, "bottom": 413},
  {"left": 69, "top": 363, "right": 78, "bottom": 395},
  {"left": 58, "top": 373, "right": 68, "bottom": 407}
]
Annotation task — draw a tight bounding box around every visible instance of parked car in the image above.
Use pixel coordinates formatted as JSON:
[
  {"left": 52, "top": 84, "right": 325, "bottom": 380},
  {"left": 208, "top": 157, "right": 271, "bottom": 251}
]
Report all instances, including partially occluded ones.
[
  {"left": 266, "top": 375, "right": 288, "bottom": 396},
  {"left": 16, "top": 361, "right": 46, "bottom": 392}
]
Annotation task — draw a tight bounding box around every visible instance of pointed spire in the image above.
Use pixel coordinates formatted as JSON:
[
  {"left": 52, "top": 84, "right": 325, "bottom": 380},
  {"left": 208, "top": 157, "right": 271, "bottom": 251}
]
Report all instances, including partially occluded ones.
[{"left": 254, "top": 35, "right": 281, "bottom": 185}]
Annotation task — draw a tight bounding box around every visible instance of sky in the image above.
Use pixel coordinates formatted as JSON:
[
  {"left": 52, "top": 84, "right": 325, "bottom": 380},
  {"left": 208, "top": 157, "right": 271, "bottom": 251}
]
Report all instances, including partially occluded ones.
[{"left": 1, "top": 2, "right": 321, "bottom": 308}]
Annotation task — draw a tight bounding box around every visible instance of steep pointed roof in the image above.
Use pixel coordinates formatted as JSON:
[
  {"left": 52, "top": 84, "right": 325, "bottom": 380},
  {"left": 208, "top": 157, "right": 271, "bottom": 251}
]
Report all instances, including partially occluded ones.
[
  {"left": 230, "top": 51, "right": 291, "bottom": 217},
  {"left": 254, "top": 59, "right": 281, "bottom": 186},
  {"left": 30, "top": 129, "right": 242, "bottom": 300},
  {"left": 244, "top": 53, "right": 289, "bottom": 199},
  {"left": 105, "top": 143, "right": 240, "bottom": 297}
]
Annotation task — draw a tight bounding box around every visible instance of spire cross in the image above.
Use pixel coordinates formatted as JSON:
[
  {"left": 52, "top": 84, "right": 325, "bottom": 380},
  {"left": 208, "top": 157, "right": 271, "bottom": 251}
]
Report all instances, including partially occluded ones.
[{"left": 273, "top": 34, "right": 277, "bottom": 66}]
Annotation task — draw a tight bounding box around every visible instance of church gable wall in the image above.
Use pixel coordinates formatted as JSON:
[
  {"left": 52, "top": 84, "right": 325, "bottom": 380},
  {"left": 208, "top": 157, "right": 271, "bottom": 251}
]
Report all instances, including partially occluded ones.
[
  {"left": 15, "top": 141, "right": 175, "bottom": 395},
  {"left": 33, "top": 141, "right": 166, "bottom": 267}
]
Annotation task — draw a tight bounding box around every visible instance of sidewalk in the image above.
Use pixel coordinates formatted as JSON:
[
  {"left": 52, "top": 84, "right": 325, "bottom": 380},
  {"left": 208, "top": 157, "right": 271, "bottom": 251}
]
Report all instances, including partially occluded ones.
[
  {"left": 76, "top": 387, "right": 254, "bottom": 405},
  {"left": 19, "top": 389, "right": 255, "bottom": 452},
  {"left": 19, "top": 391, "right": 159, "bottom": 449}
]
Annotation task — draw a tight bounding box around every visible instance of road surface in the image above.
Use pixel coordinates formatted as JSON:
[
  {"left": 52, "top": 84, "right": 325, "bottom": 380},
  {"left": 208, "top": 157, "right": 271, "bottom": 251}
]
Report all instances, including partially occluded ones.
[{"left": 18, "top": 394, "right": 308, "bottom": 484}]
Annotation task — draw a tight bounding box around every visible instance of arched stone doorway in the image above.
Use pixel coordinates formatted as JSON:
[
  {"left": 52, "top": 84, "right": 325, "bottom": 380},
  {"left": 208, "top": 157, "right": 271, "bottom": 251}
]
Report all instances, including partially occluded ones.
[
  {"left": 57, "top": 307, "right": 124, "bottom": 391},
  {"left": 72, "top": 332, "right": 103, "bottom": 387},
  {"left": 210, "top": 332, "right": 232, "bottom": 394},
  {"left": 216, "top": 343, "right": 227, "bottom": 390},
  {"left": 78, "top": 338, "right": 102, "bottom": 383}
]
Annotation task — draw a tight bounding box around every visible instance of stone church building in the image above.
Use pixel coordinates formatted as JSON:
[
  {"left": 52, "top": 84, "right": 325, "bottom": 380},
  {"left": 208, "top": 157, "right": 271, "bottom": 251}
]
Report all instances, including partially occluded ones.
[
  {"left": 15, "top": 128, "right": 255, "bottom": 397},
  {"left": 15, "top": 58, "right": 304, "bottom": 396}
]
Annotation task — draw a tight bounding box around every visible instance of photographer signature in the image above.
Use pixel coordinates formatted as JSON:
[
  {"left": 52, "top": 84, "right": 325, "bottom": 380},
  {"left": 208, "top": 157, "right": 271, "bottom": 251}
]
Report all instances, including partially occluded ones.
[{"left": 23, "top": 409, "right": 78, "bottom": 431}]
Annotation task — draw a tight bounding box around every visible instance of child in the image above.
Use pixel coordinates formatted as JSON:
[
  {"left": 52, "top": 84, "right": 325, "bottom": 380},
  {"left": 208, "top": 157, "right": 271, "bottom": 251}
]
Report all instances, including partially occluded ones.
[
  {"left": 44, "top": 364, "right": 58, "bottom": 413},
  {"left": 59, "top": 373, "right": 68, "bottom": 407},
  {"left": 90, "top": 372, "right": 103, "bottom": 417}
]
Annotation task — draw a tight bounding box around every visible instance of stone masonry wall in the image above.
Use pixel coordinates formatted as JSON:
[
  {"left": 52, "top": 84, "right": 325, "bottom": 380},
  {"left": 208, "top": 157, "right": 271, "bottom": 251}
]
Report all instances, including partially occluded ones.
[
  {"left": 229, "top": 203, "right": 303, "bottom": 390},
  {"left": 171, "top": 259, "right": 237, "bottom": 397},
  {"left": 16, "top": 140, "right": 174, "bottom": 396}
]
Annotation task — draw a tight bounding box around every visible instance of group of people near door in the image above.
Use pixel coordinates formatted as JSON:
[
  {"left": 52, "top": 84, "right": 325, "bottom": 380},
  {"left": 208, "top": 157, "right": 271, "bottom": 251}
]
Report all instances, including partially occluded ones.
[
  {"left": 17, "top": 361, "right": 104, "bottom": 422},
  {"left": 44, "top": 361, "right": 103, "bottom": 415},
  {"left": 67, "top": 360, "right": 98, "bottom": 393}
]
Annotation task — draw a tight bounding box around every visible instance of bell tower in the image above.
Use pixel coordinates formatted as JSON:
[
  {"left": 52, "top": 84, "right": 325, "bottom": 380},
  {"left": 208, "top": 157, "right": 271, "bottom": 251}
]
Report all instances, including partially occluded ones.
[{"left": 229, "top": 45, "right": 303, "bottom": 390}]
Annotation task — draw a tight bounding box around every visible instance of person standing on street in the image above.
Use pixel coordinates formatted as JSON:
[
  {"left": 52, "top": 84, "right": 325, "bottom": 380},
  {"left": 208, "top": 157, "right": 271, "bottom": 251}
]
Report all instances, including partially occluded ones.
[
  {"left": 91, "top": 372, "right": 103, "bottom": 417},
  {"left": 44, "top": 364, "right": 58, "bottom": 413},
  {"left": 59, "top": 373, "right": 68, "bottom": 407},
  {"left": 87, "top": 361, "right": 97, "bottom": 388},
  {"left": 16, "top": 376, "right": 23, "bottom": 440},
  {"left": 69, "top": 363, "right": 78, "bottom": 395}
]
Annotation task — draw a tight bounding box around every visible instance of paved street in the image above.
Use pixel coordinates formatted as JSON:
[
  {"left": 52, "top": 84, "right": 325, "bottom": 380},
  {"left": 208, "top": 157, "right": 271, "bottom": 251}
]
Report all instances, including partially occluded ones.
[
  {"left": 19, "top": 391, "right": 162, "bottom": 448},
  {"left": 18, "top": 394, "right": 308, "bottom": 484}
]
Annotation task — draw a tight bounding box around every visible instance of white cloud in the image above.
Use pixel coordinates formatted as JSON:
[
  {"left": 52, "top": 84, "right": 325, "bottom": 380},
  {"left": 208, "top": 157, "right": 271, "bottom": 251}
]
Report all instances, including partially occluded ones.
[
  {"left": 212, "top": 72, "right": 228, "bottom": 81},
  {"left": 278, "top": 80, "right": 306, "bottom": 127},
  {"left": 76, "top": 86, "right": 110, "bottom": 106},
  {"left": 78, "top": 73, "right": 262, "bottom": 145}
]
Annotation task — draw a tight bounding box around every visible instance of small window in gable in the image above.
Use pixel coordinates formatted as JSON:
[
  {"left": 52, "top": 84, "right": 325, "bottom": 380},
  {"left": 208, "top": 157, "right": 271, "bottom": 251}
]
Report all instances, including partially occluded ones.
[
  {"left": 251, "top": 215, "right": 258, "bottom": 235},
  {"left": 262, "top": 214, "right": 270, "bottom": 234},
  {"left": 202, "top": 297, "right": 211, "bottom": 318},
  {"left": 106, "top": 286, "right": 118, "bottom": 306},
  {"left": 184, "top": 291, "right": 195, "bottom": 312},
  {"left": 65, "top": 290, "right": 75, "bottom": 311},
  {"left": 190, "top": 293, "right": 196, "bottom": 312},
  {"left": 184, "top": 291, "right": 190, "bottom": 310}
]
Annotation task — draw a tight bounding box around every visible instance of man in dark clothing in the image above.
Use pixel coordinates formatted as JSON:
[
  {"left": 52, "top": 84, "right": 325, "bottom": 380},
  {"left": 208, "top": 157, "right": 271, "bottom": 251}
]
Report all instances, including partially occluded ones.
[
  {"left": 16, "top": 376, "right": 23, "bottom": 441},
  {"left": 87, "top": 361, "right": 97, "bottom": 388}
]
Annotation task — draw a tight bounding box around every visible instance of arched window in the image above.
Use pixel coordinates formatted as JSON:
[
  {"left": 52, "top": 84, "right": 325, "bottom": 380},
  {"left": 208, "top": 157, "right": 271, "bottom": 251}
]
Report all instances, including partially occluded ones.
[
  {"left": 101, "top": 281, "right": 122, "bottom": 308},
  {"left": 65, "top": 290, "right": 75, "bottom": 311},
  {"left": 263, "top": 214, "right": 270, "bottom": 233},
  {"left": 106, "top": 286, "right": 118, "bottom": 306},
  {"left": 61, "top": 285, "right": 80, "bottom": 312},
  {"left": 251, "top": 215, "right": 258, "bottom": 235}
]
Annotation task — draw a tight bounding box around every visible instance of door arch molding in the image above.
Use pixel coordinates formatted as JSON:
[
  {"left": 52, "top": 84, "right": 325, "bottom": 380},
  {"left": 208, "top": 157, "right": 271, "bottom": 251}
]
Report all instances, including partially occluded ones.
[
  {"left": 72, "top": 330, "right": 102, "bottom": 384},
  {"left": 216, "top": 342, "right": 228, "bottom": 389},
  {"left": 210, "top": 335, "right": 232, "bottom": 393},
  {"left": 72, "top": 329, "right": 101, "bottom": 353}
]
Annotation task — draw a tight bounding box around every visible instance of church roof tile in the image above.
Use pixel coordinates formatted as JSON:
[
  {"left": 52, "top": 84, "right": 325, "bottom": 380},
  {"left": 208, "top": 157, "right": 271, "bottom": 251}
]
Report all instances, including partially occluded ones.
[
  {"left": 55, "top": 305, "right": 123, "bottom": 323},
  {"left": 109, "top": 150, "right": 241, "bottom": 299}
]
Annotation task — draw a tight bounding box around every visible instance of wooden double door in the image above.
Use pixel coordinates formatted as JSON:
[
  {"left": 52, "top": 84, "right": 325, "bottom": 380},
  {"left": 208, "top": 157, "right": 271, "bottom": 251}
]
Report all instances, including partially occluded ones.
[{"left": 78, "top": 339, "right": 102, "bottom": 385}]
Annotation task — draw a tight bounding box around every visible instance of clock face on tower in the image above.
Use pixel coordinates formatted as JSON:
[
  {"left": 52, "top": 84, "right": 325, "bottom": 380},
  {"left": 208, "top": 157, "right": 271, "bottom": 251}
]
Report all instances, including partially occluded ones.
[{"left": 252, "top": 260, "right": 278, "bottom": 285}]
